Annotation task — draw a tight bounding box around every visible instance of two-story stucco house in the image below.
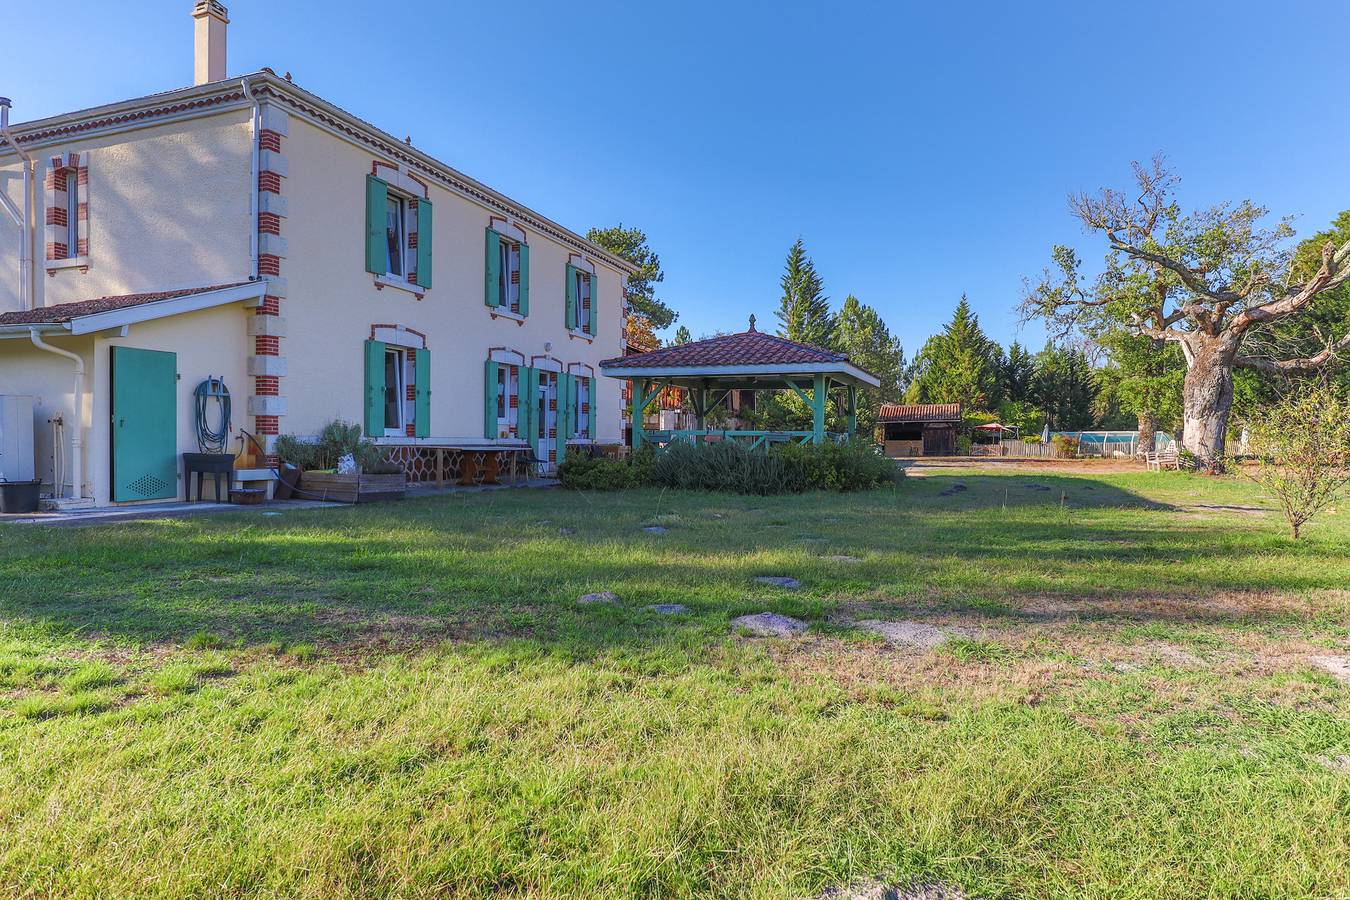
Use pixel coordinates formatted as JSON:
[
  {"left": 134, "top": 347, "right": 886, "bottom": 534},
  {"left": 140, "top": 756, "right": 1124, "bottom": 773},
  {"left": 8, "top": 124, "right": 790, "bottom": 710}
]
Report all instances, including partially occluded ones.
[{"left": 0, "top": 2, "right": 634, "bottom": 507}]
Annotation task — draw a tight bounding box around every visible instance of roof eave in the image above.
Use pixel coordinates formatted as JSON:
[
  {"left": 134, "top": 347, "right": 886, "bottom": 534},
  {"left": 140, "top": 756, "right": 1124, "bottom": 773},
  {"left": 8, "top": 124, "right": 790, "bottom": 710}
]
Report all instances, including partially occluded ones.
[
  {"left": 0, "top": 73, "right": 640, "bottom": 277},
  {"left": 599, "top": 361, "right": 881, "bottom": 388}
]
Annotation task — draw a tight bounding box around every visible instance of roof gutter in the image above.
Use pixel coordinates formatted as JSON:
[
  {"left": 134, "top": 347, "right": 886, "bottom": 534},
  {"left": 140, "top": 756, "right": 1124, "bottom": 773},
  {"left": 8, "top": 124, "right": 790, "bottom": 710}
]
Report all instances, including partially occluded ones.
[{"left": 27, "top": 328, "right": 84, "bottom": 500}]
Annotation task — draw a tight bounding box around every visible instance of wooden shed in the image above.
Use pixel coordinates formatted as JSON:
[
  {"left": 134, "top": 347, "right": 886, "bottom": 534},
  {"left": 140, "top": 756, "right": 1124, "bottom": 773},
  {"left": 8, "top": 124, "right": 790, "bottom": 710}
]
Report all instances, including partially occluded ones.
[{"left": 878, "top": 403, "right": 963, "bottom": 457}]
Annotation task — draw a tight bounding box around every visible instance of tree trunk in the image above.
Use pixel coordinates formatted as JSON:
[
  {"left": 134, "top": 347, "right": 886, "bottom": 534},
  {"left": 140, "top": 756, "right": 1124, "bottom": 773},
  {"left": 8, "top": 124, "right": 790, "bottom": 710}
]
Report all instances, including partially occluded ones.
[
  {"left": 1135, "top": 410, "right": 1157, "bottom": 455},
  {"left": 1180, "top": 337, "right": 1238, "bottom": 471}
]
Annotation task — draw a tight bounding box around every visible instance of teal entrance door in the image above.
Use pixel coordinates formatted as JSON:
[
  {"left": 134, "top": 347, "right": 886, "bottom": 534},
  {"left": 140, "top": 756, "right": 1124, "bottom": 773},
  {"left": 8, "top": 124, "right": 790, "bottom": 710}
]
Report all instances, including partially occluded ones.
[{"left": 110, "top": 346, "right": 178, "bottom": 501}]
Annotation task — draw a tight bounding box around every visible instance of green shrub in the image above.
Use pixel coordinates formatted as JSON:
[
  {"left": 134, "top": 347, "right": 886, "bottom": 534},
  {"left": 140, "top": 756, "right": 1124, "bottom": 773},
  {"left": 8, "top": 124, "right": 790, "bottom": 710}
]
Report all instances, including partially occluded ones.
[
  {"left": 1051, "top": 434, "right": 1080, "bottom": 458},
  {"left": 558, "top": 455, "right": 645, "bottom": 490},
  {"left": 275, "top": 419, "right": 394, "bottom": 473},
  {"left": 774, "top": 438, "right": 898, "bottom": 492}
]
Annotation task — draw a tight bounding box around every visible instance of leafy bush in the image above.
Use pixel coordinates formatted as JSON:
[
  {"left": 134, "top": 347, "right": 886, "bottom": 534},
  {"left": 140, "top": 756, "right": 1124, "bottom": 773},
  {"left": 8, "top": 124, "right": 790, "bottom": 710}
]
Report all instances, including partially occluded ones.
[
  {"left": 1242, "top": 385, "right": 1350, "bottom": 539},
  {"left": 558, "top": 447, "right": 655, "bottom": 491},
  {"left": 275, "top": 420, "right": 393, "bottom": 473},
  {"left": 774, "top": 438, "right": 899, "bottom": 491},
  {"left": 1051, "top": 434, "right": 1080, "bottom": 458},
  {"left": 560, "top": 439, "right": 897, "bottom": 495},
  {"left": 558, "top": 456, "right": 645, "bottom": 490}
]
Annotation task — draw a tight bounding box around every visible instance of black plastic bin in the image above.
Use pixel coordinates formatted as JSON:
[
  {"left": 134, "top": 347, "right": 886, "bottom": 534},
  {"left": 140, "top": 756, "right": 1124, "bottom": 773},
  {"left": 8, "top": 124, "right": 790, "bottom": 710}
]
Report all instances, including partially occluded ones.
[{"left": 0, "top": 480, "right": 41, "bottom": 514}]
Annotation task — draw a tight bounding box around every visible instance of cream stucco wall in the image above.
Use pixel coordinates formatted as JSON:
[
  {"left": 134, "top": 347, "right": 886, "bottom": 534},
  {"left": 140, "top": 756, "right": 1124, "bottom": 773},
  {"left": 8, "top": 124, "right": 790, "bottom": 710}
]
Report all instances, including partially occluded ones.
[
  {"left": 0, "top": 302, "right": 251, "bottom": 504},
  {"left": 0, "top": 109, "right": 254, "bottom": 313},
  {"left": 278, "top": 115, "right": 628, "bottom": 445}
]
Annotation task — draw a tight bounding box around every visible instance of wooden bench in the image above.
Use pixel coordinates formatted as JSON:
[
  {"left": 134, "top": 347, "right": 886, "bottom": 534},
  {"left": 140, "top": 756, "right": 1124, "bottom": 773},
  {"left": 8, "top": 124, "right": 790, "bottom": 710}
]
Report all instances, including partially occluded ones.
[{"left": 1145, "top": 447, "right": 1180, "bottom": 471}]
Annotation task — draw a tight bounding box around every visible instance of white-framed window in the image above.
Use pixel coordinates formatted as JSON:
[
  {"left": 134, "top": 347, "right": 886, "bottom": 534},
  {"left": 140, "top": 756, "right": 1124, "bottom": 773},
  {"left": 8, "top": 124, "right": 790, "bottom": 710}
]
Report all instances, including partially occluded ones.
[
  {"left": 499, "top": 239, "right": 522, "bottom": 313},
  {"left": 384, "top": 194, "right": 409, "bottom": 278},
  {"left": 496, "top": 363, "right": 520, "bottom": 438},
  {"left": 574, "top": 375, "right": 591, "bottom": 439},
  {"left": 382, "top": 345, "right": 409, "bottom": 436},
  {"left": 574, "top": 268, "right": 593, "bottom": 334}
]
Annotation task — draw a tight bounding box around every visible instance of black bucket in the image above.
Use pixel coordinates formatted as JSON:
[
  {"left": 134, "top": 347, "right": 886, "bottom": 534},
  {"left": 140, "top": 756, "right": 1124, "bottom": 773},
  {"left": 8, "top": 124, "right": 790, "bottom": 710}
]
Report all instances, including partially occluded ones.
[{"left": 0, "top": 480, "right": 42, "bottom": 514}]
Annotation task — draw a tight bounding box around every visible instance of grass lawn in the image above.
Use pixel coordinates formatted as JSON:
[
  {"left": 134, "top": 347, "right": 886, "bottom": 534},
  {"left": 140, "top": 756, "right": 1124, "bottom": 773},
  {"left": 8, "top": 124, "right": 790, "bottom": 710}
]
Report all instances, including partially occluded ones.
[{"left": 1, "top": 466, "right": 1348, "bottom": 898}]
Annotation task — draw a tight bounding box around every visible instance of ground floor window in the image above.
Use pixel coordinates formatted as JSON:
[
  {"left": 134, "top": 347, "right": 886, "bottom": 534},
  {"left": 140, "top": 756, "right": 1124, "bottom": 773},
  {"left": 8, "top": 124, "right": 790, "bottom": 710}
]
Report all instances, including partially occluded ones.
[
  {"left": 536, "top": 371, "right": 559, "bottom": 462},
  {"left": 366, "top": 337, "right": 429, "bottom": 440},
  {"left": 497, "top": 363, "right": 520, "bottom": 438},
  {"left": 573, "top": 375, "right": 591, "bottom": 439}
]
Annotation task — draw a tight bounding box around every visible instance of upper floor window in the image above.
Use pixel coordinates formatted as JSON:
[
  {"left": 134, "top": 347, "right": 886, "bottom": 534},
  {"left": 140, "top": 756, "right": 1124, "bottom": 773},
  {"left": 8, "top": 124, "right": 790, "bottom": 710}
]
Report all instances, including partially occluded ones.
[
  {"left": 365, "top": 172, "right": 432, "bottom": 289},
  {"left": 499, "top": 239, "right": 522, "bottom": 313},
  {"left": 485, "top": 224, "right": 530, "bottom": 316},
  {"left": 44, "top": 152, "right": 88, "bottom": 267},
  {"left": 384, "top": 194, "right": 407, "bottom": 278},
  {"left": 567, "top": 265, "right": 595, "bottom": 336}
]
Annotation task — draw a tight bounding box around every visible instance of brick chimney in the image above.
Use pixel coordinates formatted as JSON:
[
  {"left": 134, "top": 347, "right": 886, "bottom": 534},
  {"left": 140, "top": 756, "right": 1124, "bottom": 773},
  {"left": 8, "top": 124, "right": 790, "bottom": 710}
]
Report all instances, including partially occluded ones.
[{"left": 192, "top": 1, "right": 229, "bottom": 85}]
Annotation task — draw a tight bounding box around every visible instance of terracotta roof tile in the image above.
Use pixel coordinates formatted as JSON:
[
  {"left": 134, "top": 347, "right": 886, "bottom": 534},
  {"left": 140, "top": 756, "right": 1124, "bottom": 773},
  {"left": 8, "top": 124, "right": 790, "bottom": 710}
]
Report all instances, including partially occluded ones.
[
  {"left": 0, "top": 283, "right": 249, "bottom": 326},
  {"left": 877, "top": 403, "right": 963, "bottom": 423},
  {"left": 603, "top": 328, "right": 857, "bottom": 370}
]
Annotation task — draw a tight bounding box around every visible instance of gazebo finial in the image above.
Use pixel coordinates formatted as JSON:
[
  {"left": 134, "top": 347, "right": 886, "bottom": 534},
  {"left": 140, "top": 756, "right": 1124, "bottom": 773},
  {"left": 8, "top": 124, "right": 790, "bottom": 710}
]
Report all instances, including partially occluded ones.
[{"left": 747, "top": 314, "right": 757, "bottom": 333}]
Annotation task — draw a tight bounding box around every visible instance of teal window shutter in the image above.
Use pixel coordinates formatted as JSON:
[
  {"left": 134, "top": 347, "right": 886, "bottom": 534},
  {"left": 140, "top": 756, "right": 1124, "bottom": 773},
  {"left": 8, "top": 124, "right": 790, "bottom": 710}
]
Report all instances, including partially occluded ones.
[
  {"left": 565, "top": 264, "right": 578, "bottom": 330},
  {"left": 586, "top": 272, "right": 597, "bottom": 336},
  {"left": 518, "top": 242, "right": 530, "bottom": 317},
  {"left": 588, "top": 376, "right": 597, "bottom": 439},
  {"left": 364, "top": 340, "right": 386, "bottom": 437},
  {"left": 365, "top": 176, "right": 388, "bottom": 274},
  {"left": 521, "top": 367, "right": 538, "bottom": 456},
  {"left": 557, "top": 373, "right": 573, "bottom": 462},
  {"left": 414, "top": 198, "right": 433, "bottom": 289},
  {"left": 414, "top": 348, "right": 431, "bottom": 438},
  {"left": 484, "top": 359, "right": 499, "bottom": 438},
  {"left": 484, "top": 228, "right": 501, "bottom": 307}
]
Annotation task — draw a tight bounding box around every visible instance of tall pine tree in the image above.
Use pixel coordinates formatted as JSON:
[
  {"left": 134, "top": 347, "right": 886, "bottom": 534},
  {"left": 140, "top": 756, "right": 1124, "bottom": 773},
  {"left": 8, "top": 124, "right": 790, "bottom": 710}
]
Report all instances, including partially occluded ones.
[
  {"left": 905, "top": 296, "right": 1001, "bottom": 411},
  {"left": 775, "top": 238, "right": 834, "bottom": 348},
  {"left": 835, "top": 295, "right": 906, "bottom": 436}
]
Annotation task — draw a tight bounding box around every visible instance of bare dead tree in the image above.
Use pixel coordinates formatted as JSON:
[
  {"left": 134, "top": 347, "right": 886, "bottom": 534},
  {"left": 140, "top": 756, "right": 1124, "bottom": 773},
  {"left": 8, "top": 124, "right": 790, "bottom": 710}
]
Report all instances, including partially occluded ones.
[{"left": 1022, "top": 158, "right": 1350, "bottom": 471}]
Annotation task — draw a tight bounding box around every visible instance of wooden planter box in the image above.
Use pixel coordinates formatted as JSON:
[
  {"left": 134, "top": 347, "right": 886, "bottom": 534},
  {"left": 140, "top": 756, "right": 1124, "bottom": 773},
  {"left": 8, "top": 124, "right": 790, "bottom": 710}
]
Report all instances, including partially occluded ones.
[{"left": 297, "top": 471, "right": 407, "bottom": 504}]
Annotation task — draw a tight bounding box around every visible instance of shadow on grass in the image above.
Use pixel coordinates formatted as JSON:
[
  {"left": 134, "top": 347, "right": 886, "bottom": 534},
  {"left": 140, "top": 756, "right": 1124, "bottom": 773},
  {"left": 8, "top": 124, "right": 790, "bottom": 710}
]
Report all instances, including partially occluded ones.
[{"left": 0, "top": 474, "right": 1340, "bottom": 655}]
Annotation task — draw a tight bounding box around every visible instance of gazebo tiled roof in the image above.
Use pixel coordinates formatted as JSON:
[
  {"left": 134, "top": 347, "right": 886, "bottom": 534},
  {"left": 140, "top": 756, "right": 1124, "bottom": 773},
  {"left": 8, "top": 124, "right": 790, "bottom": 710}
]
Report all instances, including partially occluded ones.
[
  {"left": 877, "top": 403, "right": 963, "bottom": 423},
  {"left": 602, "top": 328, "right": 848, "bottom": 370}
]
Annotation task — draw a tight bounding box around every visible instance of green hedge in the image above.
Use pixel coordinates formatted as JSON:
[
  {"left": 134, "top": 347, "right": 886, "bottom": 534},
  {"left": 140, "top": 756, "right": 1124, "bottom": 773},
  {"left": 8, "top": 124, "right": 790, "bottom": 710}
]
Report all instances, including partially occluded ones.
[{"left": 559, "top": 440, "right": 898, "bottom": 495}]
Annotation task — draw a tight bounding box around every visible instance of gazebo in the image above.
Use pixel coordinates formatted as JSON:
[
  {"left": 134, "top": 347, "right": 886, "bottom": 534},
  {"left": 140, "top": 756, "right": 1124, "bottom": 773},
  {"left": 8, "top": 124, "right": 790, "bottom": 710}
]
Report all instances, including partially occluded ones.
[{"left": 599, "top": 317, "right": 880, "bottom": 450}]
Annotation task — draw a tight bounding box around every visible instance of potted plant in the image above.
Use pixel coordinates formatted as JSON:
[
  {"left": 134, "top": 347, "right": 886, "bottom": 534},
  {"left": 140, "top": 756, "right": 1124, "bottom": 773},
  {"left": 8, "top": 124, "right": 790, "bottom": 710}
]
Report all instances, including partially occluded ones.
[{"left": 275, "top": 420, "right": 406, "bottom": 503}]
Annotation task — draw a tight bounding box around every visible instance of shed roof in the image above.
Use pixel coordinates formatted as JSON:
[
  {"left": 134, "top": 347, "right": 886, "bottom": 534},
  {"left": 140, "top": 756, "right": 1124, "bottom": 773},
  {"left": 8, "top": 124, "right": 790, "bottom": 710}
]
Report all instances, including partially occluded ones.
[{"left": 877, "top": 403, "right": 963, "bottom": 423}]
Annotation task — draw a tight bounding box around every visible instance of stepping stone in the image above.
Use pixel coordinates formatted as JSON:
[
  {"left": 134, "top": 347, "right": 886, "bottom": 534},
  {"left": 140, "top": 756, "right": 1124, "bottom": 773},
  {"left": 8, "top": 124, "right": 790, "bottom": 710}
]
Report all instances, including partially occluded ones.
[
  {"left": 1312, "top": 655, "right": 1350, "bottom": 682},
  {"left": 645, "top": 603, "right": 688, "bottom": 615},
  {"left": 578, "top": 591, "right": 620, "bottom": 605},
  {"left": 732, "top": 612, "right": 808, "bottom": 638},
  {"left": 642, "top": 525, "right": 668, "bottom": 534},
  {"left": 823, "top": 555, "right": 863, "bottom": 563},
  {"left": 1316, "top": 754, "right": 1350, "bottom": 773},
  {"left": 559, "top": 526, "right": 577, "bottom": 536},
  {"left": 855, "top": 620, "right": 965, "bottom": 649},
  {"left": 1024, "top": 483, "right": 1051, "bottom": 491},
  {"left": 820, "top": 879, "right": 966, "bottom": 899},
  {"left": 937, "top": 483, "right": 968, "bottom": 497},
  {"left": 754, "top": 576, "right": 801, "bottom": 589}
]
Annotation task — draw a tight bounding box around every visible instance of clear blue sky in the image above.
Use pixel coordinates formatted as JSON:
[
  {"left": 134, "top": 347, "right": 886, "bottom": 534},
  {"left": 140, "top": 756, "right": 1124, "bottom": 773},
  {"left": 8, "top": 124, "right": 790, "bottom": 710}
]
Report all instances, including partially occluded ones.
[{"left": 7, "top": 1, "right": 1350, "bottom": 354}]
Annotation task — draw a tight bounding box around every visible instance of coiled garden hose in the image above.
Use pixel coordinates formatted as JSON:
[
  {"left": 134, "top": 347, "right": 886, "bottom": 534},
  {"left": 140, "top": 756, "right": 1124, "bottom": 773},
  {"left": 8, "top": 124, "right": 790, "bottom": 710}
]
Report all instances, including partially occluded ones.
[{"left": 193, "top": 376, "right": 232, "bottom": 453}]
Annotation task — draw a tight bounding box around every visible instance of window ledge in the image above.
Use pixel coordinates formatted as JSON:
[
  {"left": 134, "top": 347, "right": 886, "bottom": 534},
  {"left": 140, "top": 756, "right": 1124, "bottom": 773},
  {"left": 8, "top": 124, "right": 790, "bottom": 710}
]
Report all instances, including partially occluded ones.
[
  {"left": 568, "top": 329, "right": 594, "bottom": 343},
  {"left": 45, "top": 256, "right": 90, "bottom": 274},
  {"left": 373, "top": 274, "right": 425, "bottom": 299},
  {"left": 490, "top": 308, "right": 526, "bottom": 325}
]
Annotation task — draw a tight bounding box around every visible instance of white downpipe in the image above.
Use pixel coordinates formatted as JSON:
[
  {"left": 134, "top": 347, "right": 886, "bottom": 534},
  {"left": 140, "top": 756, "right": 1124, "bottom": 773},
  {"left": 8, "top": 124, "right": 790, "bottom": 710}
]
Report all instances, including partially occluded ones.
[
  {"left": 0, "top": 99, "right": 35, "bottom": 310},
  {"left": 28, "top": 329, "right": 83, "bottom": 500},
  {"left": 241, "top": 78, "right": 259, "bottom": 279}
]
